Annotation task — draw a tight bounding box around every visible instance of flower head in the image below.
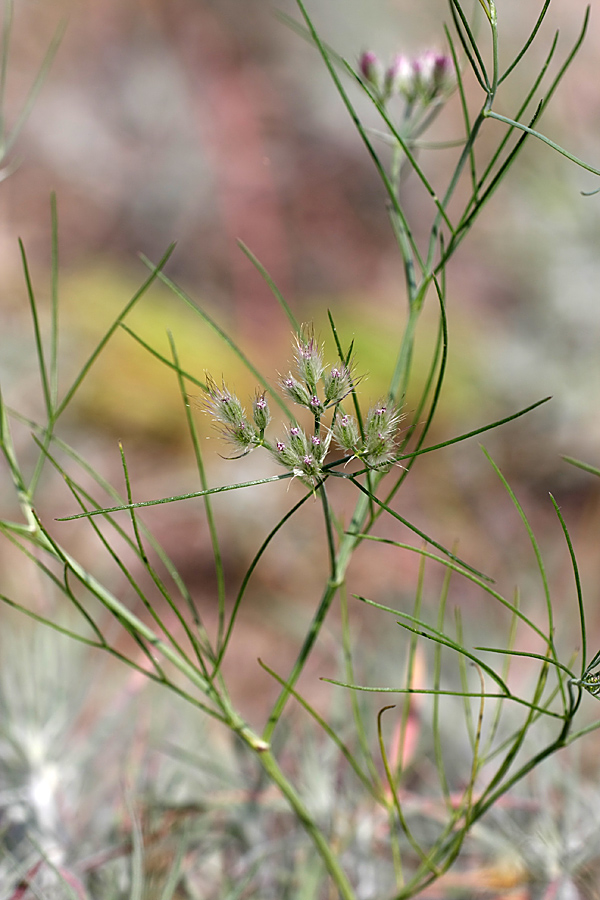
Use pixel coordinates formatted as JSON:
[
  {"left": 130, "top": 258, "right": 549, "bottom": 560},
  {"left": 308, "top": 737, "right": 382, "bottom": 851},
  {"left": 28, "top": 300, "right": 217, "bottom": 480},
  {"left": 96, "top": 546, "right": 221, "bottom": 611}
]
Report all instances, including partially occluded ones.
[
  {"left": 361, "top": 401, "right": 404, "bottom": 469},
  {"left": 385, "top": 54, "right": 415, "bottom": 102},
  {"left": 280, "top": 373, "right": 312, "bottom": 409},
  {"left": 203, "top": 375, "right": 259, "bottom": 456},
  {"left": 332, "top": 402, "right": 404, "bottom": 471},
  {"left": 270, "top": 424, "right": 331, "bottom": 487},
  {"left": 413, "top": 51, "right": 455, "bottom": 101},
  {"left": 360, "top": 47, "right": 455, "bottom": 109},
  {"left": 332, "top": 413, "right": 361, "bottom": 456},
  {"left": 252, "top": 391, "right": 271, "bottom": 432},
  {"left": 293, "top": 327, "right": 325, "bottom": 394},
  {"left": 323, "top": 362, "right": 354, "bottom": 406},
  {"left": 204, "top": 376, "right": 244, "bottom": 428}
]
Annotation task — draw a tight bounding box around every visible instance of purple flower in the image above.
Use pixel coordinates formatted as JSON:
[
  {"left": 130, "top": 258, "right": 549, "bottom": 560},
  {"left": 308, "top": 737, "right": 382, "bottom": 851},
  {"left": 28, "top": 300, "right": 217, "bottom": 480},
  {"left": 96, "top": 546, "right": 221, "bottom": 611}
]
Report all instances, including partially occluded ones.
[
  {"left": 414, "top": 51, "right": 455, "bottom": 101},
  {"left": 359, "top": 50, "right": 384, "bottom": 93}
]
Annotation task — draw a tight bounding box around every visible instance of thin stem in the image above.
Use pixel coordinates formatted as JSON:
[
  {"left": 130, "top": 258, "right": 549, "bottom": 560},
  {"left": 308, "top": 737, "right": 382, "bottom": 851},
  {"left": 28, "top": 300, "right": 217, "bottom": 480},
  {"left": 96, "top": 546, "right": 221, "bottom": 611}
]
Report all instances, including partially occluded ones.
[
  {"left": 50, "top": 192, "right": 59, "bottom": 406},
  {"left": 483, "top": 109, "right": 600, "bottom": 179},
  {"left": 255, "top": 748, "right": 356, "bottom": 900}
]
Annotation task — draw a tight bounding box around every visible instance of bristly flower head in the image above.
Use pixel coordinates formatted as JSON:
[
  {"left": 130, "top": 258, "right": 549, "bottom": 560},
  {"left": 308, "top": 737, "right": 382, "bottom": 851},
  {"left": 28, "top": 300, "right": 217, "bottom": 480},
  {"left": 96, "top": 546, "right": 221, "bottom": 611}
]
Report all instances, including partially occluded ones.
[
  {"left": 323, "top": 361, "right": 355, "bottom": 407},
  {"left": 206, "top": 326, "right": 402, "bottom": 481},
  {"left": 280, "top": 373, "right": 312, "bottom": 409},
  {"left": 203, "top": 375, "right": 260, "bottom": 457},
  {"left": 280, "top": 326, "right": 357, "bottom": 414},
  {"left": 293, "top": 326, "right": 325, "bottom": 394},
  {"left": 332, "top": 400, "right": 404, "bottom": 471},
  {"left": 332, "top": 413, "right": 361, "bottom": 455},
  {"left": 270, "top": 424, "right": 332, "bottom": 487},
  {"left": 252, "top": 391, "right": 271, "bottom": 432},
  {"left": 361, "top": 400, "right": 404, "bottom": 468}
]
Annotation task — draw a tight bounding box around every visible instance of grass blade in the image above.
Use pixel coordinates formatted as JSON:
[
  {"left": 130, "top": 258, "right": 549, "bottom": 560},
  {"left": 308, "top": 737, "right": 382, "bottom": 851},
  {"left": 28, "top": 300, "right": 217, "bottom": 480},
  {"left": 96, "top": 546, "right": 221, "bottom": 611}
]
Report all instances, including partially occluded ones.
[
  {"left": 54, "top": 243, "right": 176, "bottom": 418},
  {"left": 140, "top": 256, "right": 294, "bottom": 419},
  {"left": 237, "top": 239, "right": 300, "bottom": 333}
]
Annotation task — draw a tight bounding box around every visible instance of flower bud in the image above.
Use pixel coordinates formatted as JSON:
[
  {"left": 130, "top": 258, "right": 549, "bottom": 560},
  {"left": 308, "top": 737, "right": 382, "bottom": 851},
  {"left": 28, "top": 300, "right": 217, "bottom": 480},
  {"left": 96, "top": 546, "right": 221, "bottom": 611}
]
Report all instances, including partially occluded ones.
[
  {"left": 252, "top": 392, "right": 271, "bottom": 431},
  {"left": 323, "top": 364, "right": 353, "bottom": 406},
  {"left": 361, "top": 401, "right": 403, "bottom": 469},
  {"left": 289, "top": 424, "right": 309, "bottom": 458},
  {"left": 414, "top": 51, "right": 455, "bottom": 101},
  {"left": 270, "top": 425, "right": 327, "bottom": 487},
  {"left": 359, "top": 50, "right": 384, "bottom": 94},
  {"left": 204, "top": 376, "right": 246, "bottom": 429},
  {"left": 385, "top": 54, "right": 415, "bottom": 102},
  {"left": 309, "top": 394, "right": 324, "bottom": 414},
  {"left": 332, "top": 413, "right": 361, "bottom": 455},
  {"left": 281, "top": 374, "right": 312, "bottom": 409},
  {"left": 293, "top": 328, "right": 325, "bottom": 394},
  {"left": 310, "top": 432, "right": 332, "bottom": 465},
  {"left": 430, "top": 53, "right": 455, "bottom": 97}
]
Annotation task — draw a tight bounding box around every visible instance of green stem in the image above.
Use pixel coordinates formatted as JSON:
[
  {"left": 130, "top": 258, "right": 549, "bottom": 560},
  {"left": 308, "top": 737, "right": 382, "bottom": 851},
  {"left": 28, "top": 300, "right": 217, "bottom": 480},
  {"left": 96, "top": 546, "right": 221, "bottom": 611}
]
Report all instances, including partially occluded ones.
[
  {"left": 253, "top": 747, "right": 357, "bottom": 900},
  {"left": 483, "top": 108, "right": 600, "bottom": 178},
  {"left": 388, "top": 301, "right": 422, "bottom": 405},
  {"left": 263, "top": 487, "right": 372, "bottom": 742},
  {"left": 263, "top": 577, "right": 338, "bottom": 742}
]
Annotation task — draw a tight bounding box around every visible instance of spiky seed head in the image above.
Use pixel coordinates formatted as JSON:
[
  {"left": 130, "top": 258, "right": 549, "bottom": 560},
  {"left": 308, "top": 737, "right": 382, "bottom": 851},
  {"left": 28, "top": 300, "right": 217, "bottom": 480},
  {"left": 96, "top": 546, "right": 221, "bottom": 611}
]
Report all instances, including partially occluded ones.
[
  {"left": 204, "top": 375, "right": 260, "bottom": 454},
  {"left": 270, "top": 424, "right": 329, "bottom": 486}
]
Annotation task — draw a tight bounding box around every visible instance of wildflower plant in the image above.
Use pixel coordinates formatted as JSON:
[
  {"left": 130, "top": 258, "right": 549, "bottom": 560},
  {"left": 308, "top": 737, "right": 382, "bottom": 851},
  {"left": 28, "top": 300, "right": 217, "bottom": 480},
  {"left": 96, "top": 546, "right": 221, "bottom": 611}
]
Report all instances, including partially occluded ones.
[{"left": 3, "top": 0, "right": 600, "bottom": 898}]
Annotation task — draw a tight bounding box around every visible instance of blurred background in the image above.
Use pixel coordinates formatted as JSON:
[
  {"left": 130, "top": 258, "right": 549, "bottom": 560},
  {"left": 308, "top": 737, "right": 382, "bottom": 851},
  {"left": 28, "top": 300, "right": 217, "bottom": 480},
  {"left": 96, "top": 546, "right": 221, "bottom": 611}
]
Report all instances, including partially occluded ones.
[
  {"left": 1, "top": 0, "right": 600, "bottom": 710},
  {"left": 2, "top": 0, "right": 600, "bottom": 889}
]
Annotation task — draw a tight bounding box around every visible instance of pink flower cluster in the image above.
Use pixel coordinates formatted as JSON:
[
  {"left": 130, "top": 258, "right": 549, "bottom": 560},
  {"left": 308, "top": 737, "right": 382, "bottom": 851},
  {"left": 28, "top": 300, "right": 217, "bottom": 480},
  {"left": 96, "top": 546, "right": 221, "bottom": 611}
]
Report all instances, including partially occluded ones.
[{"left": 359, "top": 49, "right": 455, "bottom": 105}]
